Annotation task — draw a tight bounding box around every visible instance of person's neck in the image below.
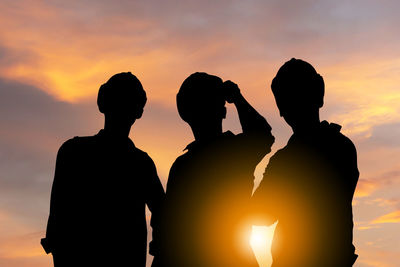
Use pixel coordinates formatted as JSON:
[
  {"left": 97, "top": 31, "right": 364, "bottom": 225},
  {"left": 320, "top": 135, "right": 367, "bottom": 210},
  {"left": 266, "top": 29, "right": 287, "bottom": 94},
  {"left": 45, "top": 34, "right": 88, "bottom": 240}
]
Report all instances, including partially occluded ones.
[
  {"left": 292, "top": 117, "right": 321, "bottom": 135},
  {"left": 103, "top": 117, "right": 132, "bottom": 138},
  {"left": 191, "top": 123, "right": 223, "bottom": 142}
]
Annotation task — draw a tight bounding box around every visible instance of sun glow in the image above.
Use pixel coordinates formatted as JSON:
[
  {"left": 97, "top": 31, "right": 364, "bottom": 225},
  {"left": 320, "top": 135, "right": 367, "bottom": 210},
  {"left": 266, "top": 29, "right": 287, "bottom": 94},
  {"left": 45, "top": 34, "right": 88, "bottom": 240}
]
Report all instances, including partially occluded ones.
[{"left": 250, "top": 223, "right": 277, "bottom": 267}]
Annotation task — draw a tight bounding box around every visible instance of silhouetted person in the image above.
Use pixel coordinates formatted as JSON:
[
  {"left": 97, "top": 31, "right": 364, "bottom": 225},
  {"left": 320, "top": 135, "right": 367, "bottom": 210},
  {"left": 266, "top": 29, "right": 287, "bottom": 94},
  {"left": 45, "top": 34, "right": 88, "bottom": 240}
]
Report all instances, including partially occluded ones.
[
  {"left": 41, "top": 72, "right": 165, "bottom": 267},
  {"left": 153, "top": 73, "right": 274, "bottom": 266},
  {"left": 252, "top": 58, "right": 359, "bottom": 266}
]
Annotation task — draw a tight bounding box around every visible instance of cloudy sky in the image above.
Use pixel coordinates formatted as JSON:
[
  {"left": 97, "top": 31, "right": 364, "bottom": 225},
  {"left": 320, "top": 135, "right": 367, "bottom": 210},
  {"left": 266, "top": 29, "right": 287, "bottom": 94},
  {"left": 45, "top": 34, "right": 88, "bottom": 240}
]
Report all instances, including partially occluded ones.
[{"left": 0, "top": 0, "right": 399, "bottom": 266}]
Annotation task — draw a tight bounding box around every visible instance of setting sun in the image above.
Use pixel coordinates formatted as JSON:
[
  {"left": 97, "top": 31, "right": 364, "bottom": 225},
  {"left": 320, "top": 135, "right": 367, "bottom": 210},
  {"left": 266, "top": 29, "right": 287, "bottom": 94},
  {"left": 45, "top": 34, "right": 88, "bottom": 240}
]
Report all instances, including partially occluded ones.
[
  {"left": 250, "top": 223, "right": 277, "bottom": 267},
  {"left": 1, "top": 1, "right": 400, "bottom": 266}
]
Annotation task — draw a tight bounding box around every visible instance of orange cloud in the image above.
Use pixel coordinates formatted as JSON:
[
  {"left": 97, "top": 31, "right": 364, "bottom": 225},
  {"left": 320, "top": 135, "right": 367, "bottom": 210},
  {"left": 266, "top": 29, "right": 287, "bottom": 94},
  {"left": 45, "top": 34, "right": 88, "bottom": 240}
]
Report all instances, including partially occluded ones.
[
  {"left": 322, "top": 57, "right": 400, "bottom": 138},
  {"left": 355, "top": 246, "right": 400, "bottom": 267},
  {"left": 357, "top": 225, "right": 381, "bottom": 231},
  {"left": 1, "top": 0, "right": 399, "bottom": 149},
  {"left": 354, "top": 179, "right": 380, "bottom": 198},
  {"left": 0, "top": 232, "right": 44, "bottom": 259},
  {"left": 0, "top": 1, "right": 182, "bottom": 103},
  {"left": 371, "top": 210, "right": 400, "bottom": 224},
  {"left": 0, "top": 209, "right": 49, "bottom": 265},
  {"left": 0, "top": 231, "right": 52, "bottom": 267}
]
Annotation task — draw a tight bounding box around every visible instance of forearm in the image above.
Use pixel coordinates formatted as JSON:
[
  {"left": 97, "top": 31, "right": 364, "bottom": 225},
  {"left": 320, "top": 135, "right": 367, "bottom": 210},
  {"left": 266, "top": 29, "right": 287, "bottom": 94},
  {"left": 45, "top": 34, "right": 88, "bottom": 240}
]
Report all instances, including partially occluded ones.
[
  {"left": 233, "top": 92, "right": 271, "bottom": 134},
  {"left": 146, "top": 174, "right": 165, "bottom": 256}
]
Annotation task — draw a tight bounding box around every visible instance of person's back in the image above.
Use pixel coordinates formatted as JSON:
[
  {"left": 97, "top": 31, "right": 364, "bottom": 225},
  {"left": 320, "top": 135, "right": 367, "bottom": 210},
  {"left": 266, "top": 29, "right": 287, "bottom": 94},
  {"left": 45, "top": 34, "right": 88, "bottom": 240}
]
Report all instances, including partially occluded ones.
[
  {"left": 42, "top": 73, "right": 165, "bottom": 266},
  {"left": 255, "top": 121, "right": 358, "bottom": 266},
  {"left": 253, "top": 59, "right": 358, "bottom": 266},
  {"left": 154, "top": 73, "right": 274, "bottom": 267},
  {"left": 165, "top": 131, "right": 262, "bottom": 266}
]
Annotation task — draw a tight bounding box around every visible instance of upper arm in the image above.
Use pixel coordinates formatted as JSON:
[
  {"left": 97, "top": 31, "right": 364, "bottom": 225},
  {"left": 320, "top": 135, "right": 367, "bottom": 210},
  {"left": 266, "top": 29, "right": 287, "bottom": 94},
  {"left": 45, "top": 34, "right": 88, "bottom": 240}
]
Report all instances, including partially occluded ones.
[
  {"left": 165, "top": 157, "right": 185, "bottom": 195},
  {"left": 45, "top": 139, "right": 75, "bottom": 248},
  {"left": 340, "top": 136, "right": 359, "bottom": 195},
  {"left": 49, "top": 140, "right": 74, "bottom": 213},
  {"left": 144, "top": 156, "right": 165, "bottom": 212},
  {"left": 251, "top": 155, "right": 282, "bottom": 225}
]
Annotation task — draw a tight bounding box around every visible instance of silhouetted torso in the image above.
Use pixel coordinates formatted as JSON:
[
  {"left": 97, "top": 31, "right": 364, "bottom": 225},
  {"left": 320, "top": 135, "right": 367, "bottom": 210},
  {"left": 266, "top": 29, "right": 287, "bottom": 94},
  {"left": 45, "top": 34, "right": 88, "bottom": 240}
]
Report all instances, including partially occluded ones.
[
  {"left": 159, "top": 131, "right": 270, "bottom": 267},
  {"left": 44, "top": 130, "right": 164, "bottom": 266},
  {"left": 253, "top": 121, "right": 358, "bottom": 266}
]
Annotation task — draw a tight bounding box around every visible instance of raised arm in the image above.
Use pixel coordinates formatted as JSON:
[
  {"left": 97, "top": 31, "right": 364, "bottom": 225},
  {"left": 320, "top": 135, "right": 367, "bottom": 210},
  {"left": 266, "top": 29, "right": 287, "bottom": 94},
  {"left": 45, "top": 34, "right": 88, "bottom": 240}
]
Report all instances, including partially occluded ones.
[
  {"left": 223, "top": 80, "right": 273, "bottom": 135},
  {"left": 222, "top": 80, "right": 274, "bottom": 165}
]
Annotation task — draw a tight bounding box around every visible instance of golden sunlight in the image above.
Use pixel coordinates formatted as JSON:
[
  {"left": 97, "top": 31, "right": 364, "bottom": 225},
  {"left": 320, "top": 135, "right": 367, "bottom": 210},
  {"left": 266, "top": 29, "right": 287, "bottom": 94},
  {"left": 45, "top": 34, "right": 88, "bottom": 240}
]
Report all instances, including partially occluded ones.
[{"left": 250, "top": 223, "right": 277, "bottom": 267}]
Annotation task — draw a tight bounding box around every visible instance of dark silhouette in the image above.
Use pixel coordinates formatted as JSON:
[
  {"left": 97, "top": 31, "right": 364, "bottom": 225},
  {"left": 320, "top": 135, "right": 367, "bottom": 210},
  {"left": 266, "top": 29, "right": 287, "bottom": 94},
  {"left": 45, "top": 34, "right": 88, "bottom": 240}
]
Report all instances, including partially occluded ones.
[
  {"left": 153, "top": 73, "right": 274, "bottom": 266},
  {"left": 41, "top": 72, "right": 165, "bottom": 266},
  {"left": 252, "top": 59, "right": 359, "bottom": 266}
]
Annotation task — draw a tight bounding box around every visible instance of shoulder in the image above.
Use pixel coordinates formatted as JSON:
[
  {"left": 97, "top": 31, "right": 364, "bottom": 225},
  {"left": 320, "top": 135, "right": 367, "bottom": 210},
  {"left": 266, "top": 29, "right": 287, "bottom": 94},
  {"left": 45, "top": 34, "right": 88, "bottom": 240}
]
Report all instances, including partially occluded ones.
[
  {"left": 62, "top": 135, "right": 98, "bottom": 146},
  {"left": 223, "top": 130, "right": 236, "bottom": 139},
  {"left": 133, "top": 146, "right": 149, "bottom": 158},
  {"left": 57, "top": 135, "right": 98, "bottom": 157},
  {"left": 334, "top": 132, "right": 358, "bottom": 166},
  {"left": 170, "top": 152, "right": 189, "bottom": 169},
  {"left": 322, "top": 122, "right": 357, "bottom": 155},
  {"left": 337, "top": 132, "right": 357, "bottom": 153},
  {"left": 58, "top": 136, "right": 86, "bottom": 152},
  {"left": 232, "top": 130, "right": 274, "bottom": 153},
  {"left": 132, "top": 146, "right": 158, "bottom": 169},
  {"left": 321, "top": 122, "right": 359, "bottom": 182},
  {"left": 167, "top": 152, "right": 192, "bottom": 182}
]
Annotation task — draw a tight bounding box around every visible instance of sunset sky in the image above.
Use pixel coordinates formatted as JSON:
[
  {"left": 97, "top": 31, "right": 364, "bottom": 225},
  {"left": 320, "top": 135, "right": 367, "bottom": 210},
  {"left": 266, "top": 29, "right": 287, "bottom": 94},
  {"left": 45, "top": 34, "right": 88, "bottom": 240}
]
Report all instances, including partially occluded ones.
[{"left": 0, "top": 0, "right": 399, "bottom": 266}]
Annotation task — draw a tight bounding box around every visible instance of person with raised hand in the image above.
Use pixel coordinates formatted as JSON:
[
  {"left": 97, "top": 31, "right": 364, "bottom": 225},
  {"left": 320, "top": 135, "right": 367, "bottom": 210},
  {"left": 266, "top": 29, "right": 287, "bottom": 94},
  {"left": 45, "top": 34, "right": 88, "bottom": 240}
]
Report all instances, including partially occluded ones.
[{"left": 154, "top": 72, "right": 274, "bottom": 266}]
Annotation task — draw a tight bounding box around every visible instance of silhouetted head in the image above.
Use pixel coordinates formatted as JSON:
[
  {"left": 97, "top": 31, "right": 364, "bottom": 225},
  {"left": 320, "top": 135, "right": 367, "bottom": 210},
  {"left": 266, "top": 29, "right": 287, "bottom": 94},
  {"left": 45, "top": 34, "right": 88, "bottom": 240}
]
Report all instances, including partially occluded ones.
[
  {"left": 97, "top": 72, "right": 147, "bottom": 127},
  {"left": 271, "top": 58, "right": 324, "bottom": 131},
  {"left": 177, "top": 72, "right": 226, "bottom": 131}
]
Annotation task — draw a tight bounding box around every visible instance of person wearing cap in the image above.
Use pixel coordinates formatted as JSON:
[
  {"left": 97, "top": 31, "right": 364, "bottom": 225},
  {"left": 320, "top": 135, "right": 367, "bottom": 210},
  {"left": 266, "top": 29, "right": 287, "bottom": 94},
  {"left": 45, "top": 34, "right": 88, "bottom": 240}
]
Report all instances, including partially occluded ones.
[
  {"left": 252, "top": 59, "right": 359, "bottom": 266},
  {"left": 153, "top": 73, "right": 274, "bottom": 266},
  {"left": 42, "top": 72, "right": 165, "bottom": 266}
]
